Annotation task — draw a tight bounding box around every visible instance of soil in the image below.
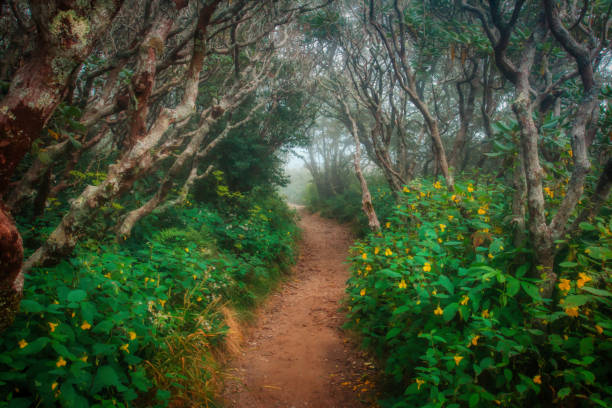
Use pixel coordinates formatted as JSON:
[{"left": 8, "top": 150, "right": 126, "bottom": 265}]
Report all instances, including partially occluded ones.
[{"left": 221, "top": 208, "right": 378, "bottom": 408}]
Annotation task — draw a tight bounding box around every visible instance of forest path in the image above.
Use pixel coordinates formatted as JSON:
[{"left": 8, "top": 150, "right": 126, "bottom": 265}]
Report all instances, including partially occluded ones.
[{"left": 221, "top": 208, "right": 376, "bottom": 408}]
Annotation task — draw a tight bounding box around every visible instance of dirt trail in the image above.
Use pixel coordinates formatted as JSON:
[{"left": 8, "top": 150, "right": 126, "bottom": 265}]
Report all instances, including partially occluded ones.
[{"left": 222, "top": 208, "right": 375, "bottom": 408}]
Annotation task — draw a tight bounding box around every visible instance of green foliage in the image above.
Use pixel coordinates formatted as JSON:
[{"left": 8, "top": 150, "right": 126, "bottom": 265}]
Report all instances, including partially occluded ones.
[
  {"left": 1, "top": 193, "right": 299, "bottom": 407},
  {"left": 346, "top": 178, "right": 612, "bottom": 407}
]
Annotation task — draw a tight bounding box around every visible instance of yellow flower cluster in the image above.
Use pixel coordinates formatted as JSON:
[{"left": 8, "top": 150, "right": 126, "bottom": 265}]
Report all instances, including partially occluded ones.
[
  {"left": 423, "top": 262, "right": 431, "bottom": 272},
  {"left": 558, "top": 278, "right": 571, "bottom": 292},
  {"left": 433, "top": 181, "right": 442, "bottom": 189},
  {"left": 398, "top": 279, "right": 407, "bottom": 289},
  {"left": 577, "top": 272, "right": 591, "bottom": 288},
  {"left": 460, "top": 295, "right": 470, "bottom": 305},
  {"left": 385, "top": 248, "right": 393, "bottom": 256},
  {"left": 434, "top": 305, "right": 443, "bottom": 315}
]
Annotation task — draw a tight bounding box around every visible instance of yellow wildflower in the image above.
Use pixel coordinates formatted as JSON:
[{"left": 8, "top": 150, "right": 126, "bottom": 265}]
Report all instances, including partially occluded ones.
[
  {"left": 457, "top": 233, "right": 464, "bottom": 240},
  {"left": 80, "top": 321, "right": 91, "bottom": 330},
  {"left": 365, "top": 265, "right": 372, "bottom": 272},
  {"left": 482, "top": 309, "right": 490, "bottom": 318},
  {"left": 467, "top": 185, "right": 474, "bottom": 193},
  {"left": 488, "top": 253, "right": 494, "bottom": 259},
  {"left": 360, "top": 288, "right": 366, "bottom": 296},
  {"left": 438, "top": 238, "right": 443, "bottom": 243},
  {"left": 585, "top": 248, "right": 591, "bottom": 254},
  {"left": 197, "top": 296, "right": 203, "bottom": 302},
  {"left": 52, "top": 382, "right": 58, "bottom": 390},
  {"left": 460, "top": 295, "right": 470, "bottom": 306},
  {"left": 423, "top": 262, "right": 431, "bottom": 272},
  {"left": 56, "top": 357, "right": 67, "bottom": 367},
  {"left": 543, "top": 187, "right": 554, "bottom": 198},
  {"left": 159, "top": 299, "right": 166, "bottom": 308},
  {"left": 432, "top": 290, "right": 437, "bottom": 296},
  {"left": 120, "top": 343, "right": 130, "bottom": 353},
  {"left": 129, "top": 331, "right": 137, "bottom": 341},
  {"left": 362, "top": 253, "right": 368, "bottom": 260},
  {"left": 48, "top": 322, "right": 58, "bottom": 332},
  {"left": 416, "top": 378, "right": 425, "bottom": 390},
  {"left": 18, "top": 339, "right": 28, "bottom": 349},
  {"left": 374, "top": 247, "right": 380, "bottom": 255},
  {"left": 477, "top": 208, "right": 486, "bottom": 215},
  {"left": 448, "top": 215, "right": 454, "bottom": 221},
  {"left": 565, "top": 307, "right": 579, "bottom": 317},
  {"left": 434, "top": 305, "right": 443, "bottom": 316},
  {"left": 454, "top": 355, "right": 463, "bottom": 366},
  {"left": 471, "top": 335, "right": 480, "bottom": 346},
  {"left": 385, "top": 222, "right": 391, "bottom": 228},
  {"left": 439, "top": 224, "right": 446, "bottom": 232},
  {"left": 533, "top": 375, "right": 542, "bottom": 384},
  {"left": 398, "top": 279, "right": 407, "bottom": 289},
  {"left": 185, "top": 247, "right": 189, "bottom": 253},
  {"left": 385, "top": 248, "right": 393, "bottom": 256},
  {"left": 193, "top": 274, "right": 197, "bottom": 280},
  {"left": 558, "top": 279, "right": 571, "bottom": 292},
  {"left": 595, "top": 325, "right": 603, "bottom": 334},
  {"left": 433, "top": 181, "right": 442, "bottom": 189},
  {"left": 104, "top": 273, "right": 111, "bottom": 279},
  {"left": 403, "top": 186, "right": 410, "bottom": 193},
  {"left": 80, "top": 355, "right": 88, "bottom": 362},
  {"left": 420, "top": 192, "right": 426, "bottom": 197},
  {"left": 577, "top": 272, "right": 592, "bottom": 289}
]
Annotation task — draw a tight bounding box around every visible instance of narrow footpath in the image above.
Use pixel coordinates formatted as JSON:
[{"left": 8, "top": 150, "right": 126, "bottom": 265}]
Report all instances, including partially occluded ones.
[{"left": 222, "top": 208, "right": 376, "bottom": 408}]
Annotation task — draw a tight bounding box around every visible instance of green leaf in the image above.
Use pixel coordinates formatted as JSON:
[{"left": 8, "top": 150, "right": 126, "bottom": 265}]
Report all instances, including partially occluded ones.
[
  {"left": 579, "top": 337, "right": 594, "bottom": 356},
  {"left": 92, "top": 365, "right": 121, "bottom": 394},
  {"left": 67, "top": 289, "right": 87, "bottom": 303},
  {"left": 438, "top": 275, "right": 454, "bottom": 294},
  {"left": 506, "top": 278, "right": 520, "bottom": 297},
  {"left": 443, "top": 303, "right": 459, "bottom": 322},
  {"left": 557, "top": 387, "right": 570, "bottom": 399},
  {"left": 580, "top": 287, "right": 612, "bottom": 297},
  {"left": 386, "top": 327, "right": 403, "bottom": 340},
  {"left": 469, "top": 393, "right": 480, "bottom": 407},
  {"left": 521, "top": 282, "right": 542, "bottom": 301},
  {"left": 578, "top": 222, "right": 596, "bottom": 231},
  {"left": 559, "top": 261, "right": 578, "bottom": 268},
  {"left": 564, "top": 295, "right": 590, "bottom": 307},
  {"left": 20, "top": 337, "right": 50, "bottom": 355},
  {"left": 19, "top": 299, "right": 45, "bottom": 314}
]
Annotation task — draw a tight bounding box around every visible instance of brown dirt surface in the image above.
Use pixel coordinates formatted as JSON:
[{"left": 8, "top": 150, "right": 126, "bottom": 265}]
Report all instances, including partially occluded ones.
[{"left": 221, "top": 208, "right": 378, "bottom": 408}]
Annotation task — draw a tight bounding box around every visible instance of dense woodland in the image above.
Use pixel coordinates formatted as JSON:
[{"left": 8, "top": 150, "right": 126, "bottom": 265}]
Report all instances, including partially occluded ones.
[{"left": 0, "top": 0, "right": 610, "bottom": 407}]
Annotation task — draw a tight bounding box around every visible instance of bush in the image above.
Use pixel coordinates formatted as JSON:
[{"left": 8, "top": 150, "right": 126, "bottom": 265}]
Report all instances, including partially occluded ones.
[
  {"left": 346, "top": 178, "right": 612, "bottom": 407},
  {"left": 0, "top": 193, "right": 298, "bottom": 407}
]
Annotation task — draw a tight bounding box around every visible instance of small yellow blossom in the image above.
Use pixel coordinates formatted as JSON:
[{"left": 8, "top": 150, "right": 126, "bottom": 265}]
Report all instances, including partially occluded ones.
[
  {"left": 193, "top": 274, "right": 197, "bottom": 280},
  {"left": 420, "top": 192, "right": 426, "bottom": 197},
  {"left": 398, "top": 279, "right": 407, "bottom": 289},
  {"left": 18, "top": 339, "right": 28, "bottom": 349},
  {"left": 197, "top": 296, "right": 203, "bottom": 302},
  {"left": 543, "top": 187, "right": 554, "bottom": 198},
  {"left": 56, "top": 357, "right": 67, "bottom": 367},
  {"left": 365, "top": 265, "right": 372, "bottom": 272},
  {"left": 438, "top": 238, "right": 443, "bottom": 243},
  {"left": 585, "top": 248, "right": 591, "bottom": 254},
  {"left": 80, "top": 355, "right": 88, "bottom": 362},
  {"left": 595, "top": 325, "right": 603, "bottom": 334},
  {"left": 457, "top": 233, "right": 464, "bottom": 240},
  {"left": 403, "top": 186, "right": 410, "bottom": 193},
  {"left": 577, "top": 272, "right": 592, "bottom": 289},
  {"left": 80, "top": 321, "right": 92, "bottom": 330},
  {"left": 432, "top": 290, "right": 437, "bottom": 296},
  {"left": 423, "top": 262, "right": 431, "bottom": 272},
  {"left": 362, "top": 253, "right": 368, "bottom": 260},
  {"left": 385, "top": 222, "right": 391, "bottom": 228},
  {"left": 374, "top": 247, "right": 380, "bottom": 255},
  {"left": 558, "top": 279, "right": 571, "bottom": 292},
  {"left": 159, "top": 299, "right": 166, "bottom": 308},
  {"left": 439, "top": 224, "right": 446, "bottom": 232},
  {"left": 533, "top": 375, "right": 542, "bottom": 384},
  {"left": 416, "top": 299, "right": 421, "bottom": 305},
  {"left": 434, "top": 305, "right": 443, "bottom": 316},
  {"left": 185, "top": 248, "right": 189, "bottom": 253},
  {"left": 565, "top": 307, "right": 579, "bottom": 317},
  {"left": 460, "top": 295, "right": 470, "bottom": 305},
  {"left": 52, "top": 382, "right": 58, "bottom": 390},
  {"left": 120, "top": 343, "right": 130, "bottom": 353},
  {"left": 416, "top": 378, "right": 425, "bottom": 390},
  {"left": 471, "top": 335, "right": 480, "bottom": 346},
  {"left": 478, "top": 208, "right": 486, "bottom": 215},
  {"left": 360, "top": 288, "right": 366, "bottom": 296},
  {"left": 104, "top": 273, "right": 111, "bottom": 279},
  {"left": 48, "top": 322, "right": 59, "bottom": 332},
  {"left": 454, "top": 355, "right": 463, "bottom": 366},
  {"left": 433, "top": 181, "right": 442, "bottom": 189},
  {"left": 467, "top": 185, "right": 474, "bottom": 193},
  {"left": 385, "top": 248, "right": 393, "bottom": 256},
  {"left": 448, "top": 215, "right": 454, "bottom": 221},
  {"left": 482, "top": 309, "right": 490, "bottom": 318},
  {"left": 488, "top": 253, "right": 494, "bottom": 259},
  {"left": 129, "top": 331, "right": 137, "bottom": 341}
]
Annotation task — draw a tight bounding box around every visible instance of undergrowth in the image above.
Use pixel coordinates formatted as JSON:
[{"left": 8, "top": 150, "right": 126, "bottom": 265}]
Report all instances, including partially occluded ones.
[{"left": 0, "top": 190, "right": 299, "bottom": 407}]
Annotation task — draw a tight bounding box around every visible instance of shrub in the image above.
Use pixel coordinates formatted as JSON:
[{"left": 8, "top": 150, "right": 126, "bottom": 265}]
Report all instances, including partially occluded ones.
[{"left": 346, "top": 178, "right": 612, "bottom": 407}]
